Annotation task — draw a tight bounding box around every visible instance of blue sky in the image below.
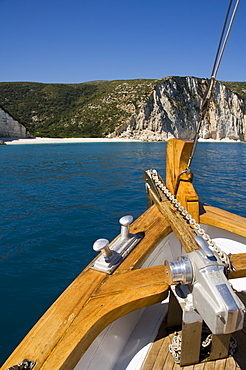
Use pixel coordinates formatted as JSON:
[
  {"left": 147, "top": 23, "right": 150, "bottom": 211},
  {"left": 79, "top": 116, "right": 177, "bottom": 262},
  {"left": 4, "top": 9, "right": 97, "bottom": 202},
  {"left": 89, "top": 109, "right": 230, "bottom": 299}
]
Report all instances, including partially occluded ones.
[{"left": 1, "top": 0, "right": 245, "bottom": 83}]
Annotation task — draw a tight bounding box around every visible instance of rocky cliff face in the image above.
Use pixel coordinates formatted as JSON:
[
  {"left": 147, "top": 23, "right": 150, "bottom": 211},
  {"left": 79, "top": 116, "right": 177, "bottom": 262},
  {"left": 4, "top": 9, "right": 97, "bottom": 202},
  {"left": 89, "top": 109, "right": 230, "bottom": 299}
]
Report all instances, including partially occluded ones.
[
  {"left": 0, "top": 107, "right": 30, "bottom": 138},
  {"left": 111, "top": 77, "right": 246, "bottom": 141}
]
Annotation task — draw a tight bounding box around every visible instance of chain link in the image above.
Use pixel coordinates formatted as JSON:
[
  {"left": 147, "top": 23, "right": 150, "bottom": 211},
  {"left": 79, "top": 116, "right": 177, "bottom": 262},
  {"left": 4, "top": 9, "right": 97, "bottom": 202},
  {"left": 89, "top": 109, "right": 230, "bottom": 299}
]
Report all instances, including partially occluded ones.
[
  {"left": 169, "top": 332, "right": 182, "bottom": 363},
  {"left": 169, "top": 331, "right": 237, "bottom": 363},
  {"left": 148, "top": 169, "right": 230, "bottom": 267},
  {"left": 202, "top": 334, "right": 212, "bottom": 348},
  {"left": 7, "top": 359, "right": 36, "bottom": 370}
]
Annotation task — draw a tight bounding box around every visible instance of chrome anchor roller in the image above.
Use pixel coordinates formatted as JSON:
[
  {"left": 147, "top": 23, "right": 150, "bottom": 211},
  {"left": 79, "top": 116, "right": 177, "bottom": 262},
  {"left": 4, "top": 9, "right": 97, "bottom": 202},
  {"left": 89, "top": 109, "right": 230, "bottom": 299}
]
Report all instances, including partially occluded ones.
[{"left": 164, "top": 236, "right": 245, "bottom": 335}]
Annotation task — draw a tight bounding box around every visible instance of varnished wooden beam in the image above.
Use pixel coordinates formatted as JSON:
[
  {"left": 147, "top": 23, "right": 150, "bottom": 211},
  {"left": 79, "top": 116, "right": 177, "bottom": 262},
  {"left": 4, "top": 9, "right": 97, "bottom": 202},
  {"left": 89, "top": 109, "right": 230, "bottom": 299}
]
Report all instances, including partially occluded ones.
[
  {"left": 229, "top": 253, "right": 246, "bottom": 279},
  {"left": 165, "top": 139, "right": 193, "bottom": 194},
  {"left": 148, "top": 186, "right": 200, "bottom": 254},
  {"left": 2, "top": 266, "right": 169, "bottom": 370},
  {"left": 166, "top": 139, "right": 199, "bottom": 222},
  {"left": 200, "top": 204, "right": 246, "bottom": 238},
  {"left": 39, "top": 266, "right": 169, "bottom": 370}
]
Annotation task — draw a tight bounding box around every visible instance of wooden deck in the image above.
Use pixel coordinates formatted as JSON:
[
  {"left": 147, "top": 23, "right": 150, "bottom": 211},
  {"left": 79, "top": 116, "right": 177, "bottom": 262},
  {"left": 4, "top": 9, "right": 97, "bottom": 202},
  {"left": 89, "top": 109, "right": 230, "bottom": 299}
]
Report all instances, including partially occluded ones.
[{"left": 141, "top": 292, "right": 246, "bottom": 370}]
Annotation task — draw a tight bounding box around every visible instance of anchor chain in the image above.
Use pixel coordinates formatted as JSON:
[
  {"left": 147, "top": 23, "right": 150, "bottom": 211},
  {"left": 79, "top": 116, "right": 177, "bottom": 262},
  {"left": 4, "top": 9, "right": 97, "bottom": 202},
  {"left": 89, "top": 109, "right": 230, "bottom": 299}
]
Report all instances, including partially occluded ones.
[
  {"left": 169, "top": 331, "right": 237, "bottom": 364},
  {"left": 169, "top": 332, "right": 182, "bottom": 363},
  {"left": 148, "top": 169, "right": 231, "bottom": 268},
  {"left": 6, "top": 359, "right": 36, "bottom": 370}
]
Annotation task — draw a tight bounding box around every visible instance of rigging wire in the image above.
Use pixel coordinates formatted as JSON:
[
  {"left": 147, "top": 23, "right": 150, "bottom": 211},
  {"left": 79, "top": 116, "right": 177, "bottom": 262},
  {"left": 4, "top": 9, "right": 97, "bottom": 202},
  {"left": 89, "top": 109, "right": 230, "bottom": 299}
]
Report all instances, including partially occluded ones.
[{"left": 186, "top": 0, "right": 240, "bottom": 170}]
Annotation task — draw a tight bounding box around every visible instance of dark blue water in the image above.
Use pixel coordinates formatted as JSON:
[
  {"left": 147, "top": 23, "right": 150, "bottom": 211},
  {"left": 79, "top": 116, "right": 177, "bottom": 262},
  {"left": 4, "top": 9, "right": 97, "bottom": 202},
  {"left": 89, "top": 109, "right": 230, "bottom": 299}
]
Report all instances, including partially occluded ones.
[{"left": 0, "top": 141, "right": 245, "bottom": 365}]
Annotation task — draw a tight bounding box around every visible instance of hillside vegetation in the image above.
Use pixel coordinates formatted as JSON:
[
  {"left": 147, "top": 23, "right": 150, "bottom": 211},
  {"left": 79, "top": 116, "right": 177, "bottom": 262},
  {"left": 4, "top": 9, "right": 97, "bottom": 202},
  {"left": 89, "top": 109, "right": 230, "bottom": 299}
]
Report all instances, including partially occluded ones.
[
  {"left": 0, "top": 78, "right": 244, "bottom": 138},
  {"left": 222, "top": 81, "right": 246, "bottom": 100}
]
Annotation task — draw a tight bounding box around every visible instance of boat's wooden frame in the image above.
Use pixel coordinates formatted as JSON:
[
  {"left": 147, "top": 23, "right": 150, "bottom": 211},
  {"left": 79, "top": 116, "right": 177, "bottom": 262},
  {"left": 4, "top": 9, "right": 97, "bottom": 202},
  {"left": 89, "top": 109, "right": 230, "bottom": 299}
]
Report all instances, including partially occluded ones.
[{"left": 1, "top": 139, "right": 246, "bottom": 370}]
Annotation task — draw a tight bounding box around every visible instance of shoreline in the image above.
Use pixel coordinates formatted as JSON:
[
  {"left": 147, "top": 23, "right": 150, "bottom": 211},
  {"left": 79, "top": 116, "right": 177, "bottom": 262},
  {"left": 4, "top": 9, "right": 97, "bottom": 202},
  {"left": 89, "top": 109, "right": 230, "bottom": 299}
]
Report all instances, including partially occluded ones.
[
  {"left": 1, "top": 137, "right": 141, "bottom": 145},
  {"left": 0, "top": 137, "right": 243, "bottom": 145}
]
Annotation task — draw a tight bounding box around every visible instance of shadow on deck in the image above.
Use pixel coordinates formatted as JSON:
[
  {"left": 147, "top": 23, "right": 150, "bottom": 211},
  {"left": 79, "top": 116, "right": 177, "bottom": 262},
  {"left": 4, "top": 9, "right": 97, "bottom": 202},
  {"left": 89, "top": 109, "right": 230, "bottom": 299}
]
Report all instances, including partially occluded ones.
[{"left": 141, "top": 292, "right": 246, "bottom": 370}]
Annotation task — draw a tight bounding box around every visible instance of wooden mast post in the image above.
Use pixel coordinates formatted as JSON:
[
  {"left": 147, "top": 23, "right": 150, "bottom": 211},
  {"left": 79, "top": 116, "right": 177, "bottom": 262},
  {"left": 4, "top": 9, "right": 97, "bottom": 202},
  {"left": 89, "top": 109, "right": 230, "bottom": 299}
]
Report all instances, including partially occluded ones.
[{"left": 166, "top": 138, "right": 199, "bottom": 223}]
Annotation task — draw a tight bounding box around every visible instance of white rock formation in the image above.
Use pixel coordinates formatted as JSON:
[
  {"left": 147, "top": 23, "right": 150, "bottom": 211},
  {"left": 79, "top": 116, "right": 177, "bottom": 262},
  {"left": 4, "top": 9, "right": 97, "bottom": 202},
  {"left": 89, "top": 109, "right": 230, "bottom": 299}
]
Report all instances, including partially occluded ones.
[
  {"left": 0, "top": 107, "right": 30, "bottom": 138},
  {"left": 112, "top": 77, "right": 246, "bottom": 141}
]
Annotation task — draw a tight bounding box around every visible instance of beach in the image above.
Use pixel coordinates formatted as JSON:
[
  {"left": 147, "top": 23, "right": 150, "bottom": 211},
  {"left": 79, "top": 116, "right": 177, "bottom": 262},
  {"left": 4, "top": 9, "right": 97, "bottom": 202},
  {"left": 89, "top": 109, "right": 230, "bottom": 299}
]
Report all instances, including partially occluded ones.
[
  {"left": 1, "top": 137, "right": 243, "bottom": 145},
  {"left": 1, "top": 137, "right": 141, "bottom": 145}
]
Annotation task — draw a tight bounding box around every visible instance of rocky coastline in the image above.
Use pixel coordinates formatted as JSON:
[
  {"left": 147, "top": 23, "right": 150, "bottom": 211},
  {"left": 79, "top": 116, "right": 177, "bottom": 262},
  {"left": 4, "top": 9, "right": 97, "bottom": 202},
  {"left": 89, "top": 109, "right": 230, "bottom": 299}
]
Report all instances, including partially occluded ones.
[
  {"left": 1, "top": 77, "right": 245, "bottom": 142},
  {"left": 110, "top": 77, "right": 246, "bottom": 142}
]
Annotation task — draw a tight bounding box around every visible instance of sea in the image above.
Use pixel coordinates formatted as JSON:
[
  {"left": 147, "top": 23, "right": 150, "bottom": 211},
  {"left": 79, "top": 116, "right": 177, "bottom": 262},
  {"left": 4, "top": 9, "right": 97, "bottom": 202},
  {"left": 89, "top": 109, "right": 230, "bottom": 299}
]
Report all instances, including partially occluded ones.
[{"left": 0, "top": 141, "right": 246, "bottom": 365}]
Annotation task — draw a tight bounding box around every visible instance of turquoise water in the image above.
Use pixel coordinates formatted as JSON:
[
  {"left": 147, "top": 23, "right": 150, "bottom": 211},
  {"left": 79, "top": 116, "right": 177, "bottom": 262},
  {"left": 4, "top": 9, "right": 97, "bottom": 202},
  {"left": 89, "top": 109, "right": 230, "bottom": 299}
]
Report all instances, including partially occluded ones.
[{"left": 0, "top": 141, "right": 245, "bottom": 364}]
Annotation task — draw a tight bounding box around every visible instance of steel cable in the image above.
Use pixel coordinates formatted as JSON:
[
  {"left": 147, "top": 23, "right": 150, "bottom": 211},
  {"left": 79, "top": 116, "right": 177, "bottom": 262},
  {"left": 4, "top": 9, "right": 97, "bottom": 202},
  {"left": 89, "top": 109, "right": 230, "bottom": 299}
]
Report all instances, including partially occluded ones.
[{"left": 187, "top": 0, "right": 241, "bottom": 169}]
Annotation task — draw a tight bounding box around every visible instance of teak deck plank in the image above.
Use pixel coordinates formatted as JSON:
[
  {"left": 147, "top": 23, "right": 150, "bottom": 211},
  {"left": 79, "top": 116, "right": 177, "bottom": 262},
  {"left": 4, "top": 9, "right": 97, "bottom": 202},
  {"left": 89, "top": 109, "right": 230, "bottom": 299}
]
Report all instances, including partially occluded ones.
[
  {"left": 213, "top": 358, "right": 229, "bottom": 370},
  {"left": 146, "top": 335, "right": 170, "bottom": 370},
  {"left": 203, "top": 362, "right": 215, "bottom": 370},
  {"left": 141, "top": 332, "right": 241, "bottom": 370},
  {"left": 224, "top": 356, "right": 238, "bottom": 369},
  {"left": 157, "top": 336, "right": 172, "bottom": 370},
  {"left": 192, "top": 363, "right": 205, "bottom": 370},
  {"left": 141, "top": 292, "right": 246, "bottom": 370},
  {"left": 142, "top": 337, "right": 166, "bottom": 369},
  {"left": 161, "top": 340, "right": 177, "bottom": 370}
]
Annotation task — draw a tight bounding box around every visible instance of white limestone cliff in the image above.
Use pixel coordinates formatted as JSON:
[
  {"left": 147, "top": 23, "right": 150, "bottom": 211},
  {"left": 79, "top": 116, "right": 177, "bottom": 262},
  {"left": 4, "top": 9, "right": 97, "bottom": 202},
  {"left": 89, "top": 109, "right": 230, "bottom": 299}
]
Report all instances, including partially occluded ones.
[
  {"left": 0, "top": 107, "right": 30, "bottom": 138},
  {"left": 111, "top": 77, "right": 246, "bottom": 141}
]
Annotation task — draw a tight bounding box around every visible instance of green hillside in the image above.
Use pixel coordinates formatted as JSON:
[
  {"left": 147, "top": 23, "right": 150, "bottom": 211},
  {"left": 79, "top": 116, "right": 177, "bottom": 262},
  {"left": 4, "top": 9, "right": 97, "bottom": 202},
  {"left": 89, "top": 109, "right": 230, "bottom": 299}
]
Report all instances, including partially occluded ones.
[
  {"left": 0, "top": 79, "right": 158, "bottom": 137},
  {"left": 0, "top": 77, "right": 244, "bottom": 138},
  {"left": 221, "top": 81, "right": 246, "bottom": 99}
]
